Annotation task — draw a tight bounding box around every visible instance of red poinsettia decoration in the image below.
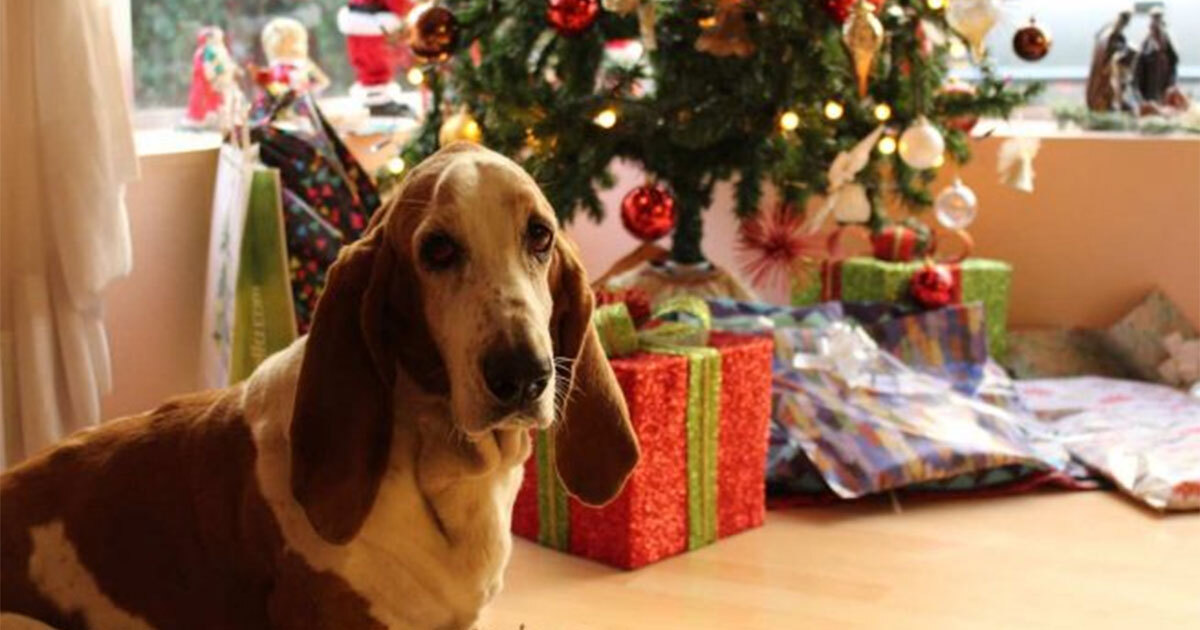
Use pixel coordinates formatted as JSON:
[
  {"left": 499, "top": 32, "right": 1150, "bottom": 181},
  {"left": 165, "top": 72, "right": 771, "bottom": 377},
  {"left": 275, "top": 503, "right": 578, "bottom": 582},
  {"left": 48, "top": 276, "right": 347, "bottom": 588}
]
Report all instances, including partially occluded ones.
[{"left": 738, "top": 203, "right": 828, "bottom": 290}]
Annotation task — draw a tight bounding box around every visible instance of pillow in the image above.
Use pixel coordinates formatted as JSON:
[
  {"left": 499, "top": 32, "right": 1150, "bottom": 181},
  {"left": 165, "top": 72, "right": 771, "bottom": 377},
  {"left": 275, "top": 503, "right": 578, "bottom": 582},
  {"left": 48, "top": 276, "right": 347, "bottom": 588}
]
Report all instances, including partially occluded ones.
[{"left": 1106, "top": 291, "right": 1198, "bottom": 387}]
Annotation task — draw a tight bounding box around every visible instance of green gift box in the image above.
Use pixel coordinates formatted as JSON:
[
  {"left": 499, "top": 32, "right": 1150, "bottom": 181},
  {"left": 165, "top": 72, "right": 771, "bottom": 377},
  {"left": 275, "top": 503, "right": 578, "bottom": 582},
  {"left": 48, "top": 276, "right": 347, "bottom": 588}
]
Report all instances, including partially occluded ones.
[{"left": 794, "top": 257, "right": 1013, "bottom": 358}]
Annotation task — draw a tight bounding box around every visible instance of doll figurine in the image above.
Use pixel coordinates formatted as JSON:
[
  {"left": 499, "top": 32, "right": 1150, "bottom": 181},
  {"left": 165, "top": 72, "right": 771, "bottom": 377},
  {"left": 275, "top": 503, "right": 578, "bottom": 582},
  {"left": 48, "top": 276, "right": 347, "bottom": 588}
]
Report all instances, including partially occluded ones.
[
  {"left": 183, "top": 27, "right": 237, "bottom": 127},
  {"left": 1086, "top": 10, "right": 1132, "bottom": 112},
  {"left": 1134, "top": 9, "right": 1180, "bottom": 106},
  {"left": 338, "top": 0, "right": 415, "bottom": 116},
  {"left": 261, "top": 17, "right": 331, "bottom": 97}
]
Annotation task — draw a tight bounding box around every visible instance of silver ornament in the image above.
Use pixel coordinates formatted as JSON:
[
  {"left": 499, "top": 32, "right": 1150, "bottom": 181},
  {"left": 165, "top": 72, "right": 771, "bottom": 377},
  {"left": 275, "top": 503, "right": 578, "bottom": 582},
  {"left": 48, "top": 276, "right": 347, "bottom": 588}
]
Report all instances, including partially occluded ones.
[{"left": 934, "top": 178, "right": 979, "bottom": 230}]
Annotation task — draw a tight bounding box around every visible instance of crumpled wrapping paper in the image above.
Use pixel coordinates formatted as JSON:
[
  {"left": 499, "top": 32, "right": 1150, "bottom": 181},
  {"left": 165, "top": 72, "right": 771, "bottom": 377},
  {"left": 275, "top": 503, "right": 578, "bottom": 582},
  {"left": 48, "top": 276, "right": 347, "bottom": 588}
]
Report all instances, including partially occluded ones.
[
  {"left": 1018, "top": 377, "right": 1200, "bottom": 511},
  {"left": 707, "top": 300, "right": 1072, "bottom": 500}
]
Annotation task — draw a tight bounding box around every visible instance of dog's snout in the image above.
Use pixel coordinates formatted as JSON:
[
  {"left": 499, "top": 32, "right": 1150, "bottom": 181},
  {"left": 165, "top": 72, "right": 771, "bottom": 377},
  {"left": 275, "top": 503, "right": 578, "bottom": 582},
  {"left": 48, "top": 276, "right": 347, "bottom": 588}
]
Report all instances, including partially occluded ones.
[{"left": 481, "top": 344, "right": 552, "bottom": 409}]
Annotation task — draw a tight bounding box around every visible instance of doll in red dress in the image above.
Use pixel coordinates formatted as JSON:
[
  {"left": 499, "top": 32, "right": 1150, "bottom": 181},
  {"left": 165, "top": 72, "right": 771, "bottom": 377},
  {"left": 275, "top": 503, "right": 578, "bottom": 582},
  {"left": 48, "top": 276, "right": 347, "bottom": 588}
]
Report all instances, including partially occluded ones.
[{"left": 183, "top": 27, "right": 236, "bottom": 127}]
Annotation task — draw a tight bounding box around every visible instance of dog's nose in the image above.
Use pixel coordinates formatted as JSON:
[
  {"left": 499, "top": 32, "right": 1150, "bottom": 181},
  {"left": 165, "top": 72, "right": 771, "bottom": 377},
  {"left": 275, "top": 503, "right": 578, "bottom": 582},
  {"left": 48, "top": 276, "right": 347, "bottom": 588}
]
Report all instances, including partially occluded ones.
[{"left": 481, "top": 345, "right": 552, "bottom": 409}]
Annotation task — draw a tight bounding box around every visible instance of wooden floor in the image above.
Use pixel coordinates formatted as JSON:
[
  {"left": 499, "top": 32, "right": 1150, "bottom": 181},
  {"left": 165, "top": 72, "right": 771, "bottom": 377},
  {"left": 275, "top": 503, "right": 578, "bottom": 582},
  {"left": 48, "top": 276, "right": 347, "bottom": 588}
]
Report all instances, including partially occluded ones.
[{"left": 482, "top": 492, "right": 1198, "bottom": 630}]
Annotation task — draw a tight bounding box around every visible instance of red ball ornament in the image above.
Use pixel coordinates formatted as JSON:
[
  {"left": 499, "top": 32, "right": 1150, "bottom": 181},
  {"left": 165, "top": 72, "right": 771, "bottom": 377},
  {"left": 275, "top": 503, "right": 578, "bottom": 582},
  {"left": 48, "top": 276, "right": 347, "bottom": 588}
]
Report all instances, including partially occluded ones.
[
  {"left": 909, "top": 263, "right": 957, "bottom": 309},
  {"left": 938, "top": 81, "right": 980, "bottom": 133},
  {"left": 1013, "top": 17, "right": 1052, "bottom": 62},
  {"left": 546, "top": 0, "right": 600, "bottom": 36},
  {"left": 620, "top": 184, "right": 676, "bottom": 242},
  {"left": 410, "top": 5, "right": 460, "bottom": 62},
  {"left": 823, "top": 0, "right": 883, "bottom": 24}
]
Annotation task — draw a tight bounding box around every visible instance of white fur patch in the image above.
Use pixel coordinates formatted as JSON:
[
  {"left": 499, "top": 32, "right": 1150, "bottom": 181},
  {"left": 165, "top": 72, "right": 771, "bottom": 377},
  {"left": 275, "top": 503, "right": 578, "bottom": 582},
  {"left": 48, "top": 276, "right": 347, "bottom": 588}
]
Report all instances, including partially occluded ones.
[
  {"left": 243, "top": 340, "right": 528, "bottom": 630},
  {"left": 26, "top": 520, "right": 154, "bottom": 630}
]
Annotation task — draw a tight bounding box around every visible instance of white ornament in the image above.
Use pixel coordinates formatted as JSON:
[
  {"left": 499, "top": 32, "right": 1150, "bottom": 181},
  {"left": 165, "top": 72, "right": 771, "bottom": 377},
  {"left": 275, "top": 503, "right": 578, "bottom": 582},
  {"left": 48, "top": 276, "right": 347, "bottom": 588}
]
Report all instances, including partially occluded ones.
[
  {"left": 934, "top": 178, "right": 979, "bottom": 230},
  {"left": 807, "top": 126, "right": 886, "bottom": 231},
  {"left": 946, "top": 0, "right": 1001, "bottom": 61},
  {"left": 898, "top": 116, "right": 945, "bottom": 170},
  {"left": 833, "top": 183, "right": 872, "bottom": 223},
  {"left": 997, "top": 136, "right": 1041, "bottom": 193}
]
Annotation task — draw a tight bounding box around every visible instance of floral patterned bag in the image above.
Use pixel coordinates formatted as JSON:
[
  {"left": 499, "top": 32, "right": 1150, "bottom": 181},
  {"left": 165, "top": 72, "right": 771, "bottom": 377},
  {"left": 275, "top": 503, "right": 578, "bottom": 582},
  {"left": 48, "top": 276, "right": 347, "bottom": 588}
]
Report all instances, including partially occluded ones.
[{"left": 251, "top": 94, "right": 381, "bottom": 332}]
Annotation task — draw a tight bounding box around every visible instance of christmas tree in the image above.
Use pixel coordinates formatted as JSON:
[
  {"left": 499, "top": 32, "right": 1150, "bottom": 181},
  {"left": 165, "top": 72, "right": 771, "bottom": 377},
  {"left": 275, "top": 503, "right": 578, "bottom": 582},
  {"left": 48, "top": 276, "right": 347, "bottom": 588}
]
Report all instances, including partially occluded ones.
[{"left": 400, "top": 0, "right": 1038, "bottom": 264}]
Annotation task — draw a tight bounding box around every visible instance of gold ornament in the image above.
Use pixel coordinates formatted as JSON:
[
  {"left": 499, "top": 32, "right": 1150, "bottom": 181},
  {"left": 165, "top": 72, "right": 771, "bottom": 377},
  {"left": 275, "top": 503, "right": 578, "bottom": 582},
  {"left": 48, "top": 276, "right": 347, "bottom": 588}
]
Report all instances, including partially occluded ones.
[
  {"left": 439, "top": 108, "right": 482, "bottom": 146},
  {"left": 602, "top": 0, "right": 657, "bottom": 50},
  {"left": 843, "top": 0, "right": 884, "bottom": 98},
  {"left": 601, "top": 0, "right": 638, "bottom": 13},
  {"left": 695, "top": 0, "right": 755, "bottom": 58},
  {"left": 946, "top": 0, "right": 1000, "bottom": 61}
]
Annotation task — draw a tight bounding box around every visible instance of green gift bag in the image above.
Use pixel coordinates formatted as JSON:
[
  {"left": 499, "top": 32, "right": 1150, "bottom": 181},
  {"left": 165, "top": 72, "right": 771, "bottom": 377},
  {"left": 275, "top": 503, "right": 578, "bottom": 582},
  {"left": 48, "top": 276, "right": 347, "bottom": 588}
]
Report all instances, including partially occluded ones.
[{"left": 200, "top": 144, "right": 297, "bottom": 387}]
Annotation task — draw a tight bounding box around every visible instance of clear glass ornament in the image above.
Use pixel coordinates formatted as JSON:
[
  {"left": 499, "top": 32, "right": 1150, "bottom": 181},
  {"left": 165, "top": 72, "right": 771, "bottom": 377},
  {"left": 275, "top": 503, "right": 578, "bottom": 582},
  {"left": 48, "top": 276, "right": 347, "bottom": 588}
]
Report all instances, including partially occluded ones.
[{"left": 934, "top": 178, "right": 979, "bottom": 230}]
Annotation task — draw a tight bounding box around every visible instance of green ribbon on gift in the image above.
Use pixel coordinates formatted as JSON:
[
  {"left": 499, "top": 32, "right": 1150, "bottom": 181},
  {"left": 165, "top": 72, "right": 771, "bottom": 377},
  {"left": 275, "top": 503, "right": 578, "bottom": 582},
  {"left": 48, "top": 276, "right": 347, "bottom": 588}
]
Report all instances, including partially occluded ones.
[
  {"left": 536, "top": 296, "right": 721, "bottom": 551},
  {"left": 535, "top": 429, "right": 570, "bottom": 549}
]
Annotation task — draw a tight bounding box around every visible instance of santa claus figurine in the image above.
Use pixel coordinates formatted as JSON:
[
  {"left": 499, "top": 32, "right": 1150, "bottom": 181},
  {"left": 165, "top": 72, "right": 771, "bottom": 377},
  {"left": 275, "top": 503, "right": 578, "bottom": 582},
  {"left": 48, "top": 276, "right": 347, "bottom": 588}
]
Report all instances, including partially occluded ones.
[
  {"left": 338, "top": 0, "right": 414, "bottom": 116},
  {"left": 183, "top": 27, "right": 237, "bottom": 128}
]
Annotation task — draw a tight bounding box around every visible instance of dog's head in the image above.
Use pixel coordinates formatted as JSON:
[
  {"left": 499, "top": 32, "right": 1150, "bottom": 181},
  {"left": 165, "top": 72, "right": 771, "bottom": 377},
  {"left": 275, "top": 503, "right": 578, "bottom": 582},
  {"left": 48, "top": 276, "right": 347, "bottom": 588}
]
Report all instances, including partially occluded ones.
[{"left": 289, "top": 142, "right": 639, "bottom": 543}]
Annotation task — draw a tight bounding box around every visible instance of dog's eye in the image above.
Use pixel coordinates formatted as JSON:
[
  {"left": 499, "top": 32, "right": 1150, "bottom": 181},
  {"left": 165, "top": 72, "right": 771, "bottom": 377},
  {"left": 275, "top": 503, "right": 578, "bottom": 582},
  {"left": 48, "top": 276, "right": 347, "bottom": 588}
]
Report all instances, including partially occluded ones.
[
  {"left": 420, "top": 233, "right": 461, "bottom": 271},
  {"left": 526, "top": 221, "right": 554, "bottom": 258}
]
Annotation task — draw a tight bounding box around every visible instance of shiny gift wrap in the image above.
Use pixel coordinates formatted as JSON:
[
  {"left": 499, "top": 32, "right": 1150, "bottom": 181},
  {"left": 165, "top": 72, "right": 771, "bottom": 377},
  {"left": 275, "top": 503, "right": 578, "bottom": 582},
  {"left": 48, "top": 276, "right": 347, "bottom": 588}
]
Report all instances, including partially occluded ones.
[
  {"left": 512, "top": 304, "right": 773, "bottom": 569},
  {"left": 772, "top": 322, "right": 1069, "bottom": 500}
]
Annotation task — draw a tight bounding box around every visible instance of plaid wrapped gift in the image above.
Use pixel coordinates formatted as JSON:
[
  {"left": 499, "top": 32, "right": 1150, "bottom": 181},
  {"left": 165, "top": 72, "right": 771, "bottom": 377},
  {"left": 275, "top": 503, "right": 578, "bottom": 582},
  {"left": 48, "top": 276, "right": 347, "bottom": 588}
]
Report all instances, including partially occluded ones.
[
  {"left": 512, "top": 299, "right": 774, "bottom": 569},
  {"left": 772, "top": 325, "right": 1068, "bottom": 499}
]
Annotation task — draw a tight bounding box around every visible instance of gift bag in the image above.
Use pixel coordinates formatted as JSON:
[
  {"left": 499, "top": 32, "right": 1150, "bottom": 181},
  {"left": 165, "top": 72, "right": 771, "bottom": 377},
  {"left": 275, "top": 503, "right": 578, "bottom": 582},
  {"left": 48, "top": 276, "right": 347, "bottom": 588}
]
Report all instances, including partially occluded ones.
[
  {"left": 251, "top": 93, "right": 381, "bottom": 332},
  {"left": 200, "top": 144, "right": 297, "bottom": 388}
]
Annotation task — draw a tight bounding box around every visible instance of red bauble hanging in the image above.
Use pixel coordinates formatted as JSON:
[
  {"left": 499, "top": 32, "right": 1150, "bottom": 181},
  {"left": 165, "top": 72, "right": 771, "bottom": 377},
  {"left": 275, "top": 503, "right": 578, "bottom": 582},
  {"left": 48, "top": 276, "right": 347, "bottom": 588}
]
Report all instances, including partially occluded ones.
[
  {"left": 1013, "top": 17, "right": 1052, "bottom": 62},
  {"left": 909, "top": 263, "right": 957, "bottom": 309},
  {"left": 823, "top": 0, "right": 883, "bottom": 25},
  {"left": 620, "top": 184, "right": 676, "bottom": 242},
  {"left": 409, "top": 5, "right": 460, "bottom": 62},
  {"left": 547, "top": 0, "right": 600, "bottom": 36},
  {"left": 938, "top": 81, "right": 981, "bottom": 133}
]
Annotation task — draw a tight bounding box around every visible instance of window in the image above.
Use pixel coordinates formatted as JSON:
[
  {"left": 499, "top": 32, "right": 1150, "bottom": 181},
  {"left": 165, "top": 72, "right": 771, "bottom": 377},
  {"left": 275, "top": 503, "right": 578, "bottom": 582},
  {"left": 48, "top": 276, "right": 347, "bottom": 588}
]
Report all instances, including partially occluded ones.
[
  {"left": 131, "top": 0, "right": 353, "bottom": 115},
  {"left": 973, "top": 0, "right": 1197, "bottom": 109},
  {"left": 128, "top": 1, "right": 1197, "bottom": 123}
]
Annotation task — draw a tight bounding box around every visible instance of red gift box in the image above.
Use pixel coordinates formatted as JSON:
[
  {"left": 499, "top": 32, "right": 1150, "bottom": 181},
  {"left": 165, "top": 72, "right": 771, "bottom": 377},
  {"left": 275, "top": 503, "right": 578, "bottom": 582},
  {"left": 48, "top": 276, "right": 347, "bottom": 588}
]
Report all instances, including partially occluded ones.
[{"left": 512, "top": 332, "right": 773, "bottom": 569}]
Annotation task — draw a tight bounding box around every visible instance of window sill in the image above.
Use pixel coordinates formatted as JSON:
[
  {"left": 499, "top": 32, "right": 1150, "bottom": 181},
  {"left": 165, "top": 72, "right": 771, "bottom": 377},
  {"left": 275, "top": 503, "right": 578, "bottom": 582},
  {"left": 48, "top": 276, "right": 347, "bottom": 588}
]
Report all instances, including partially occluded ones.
[
  {"left": 133, "top": 96, "right": 420, "bottom": 159},
  {"left": 976, "top": 117, "right": 1200, "bottom": 142},
  {"left": 135, "top": 128, "right": 222, "bottom": 158}
]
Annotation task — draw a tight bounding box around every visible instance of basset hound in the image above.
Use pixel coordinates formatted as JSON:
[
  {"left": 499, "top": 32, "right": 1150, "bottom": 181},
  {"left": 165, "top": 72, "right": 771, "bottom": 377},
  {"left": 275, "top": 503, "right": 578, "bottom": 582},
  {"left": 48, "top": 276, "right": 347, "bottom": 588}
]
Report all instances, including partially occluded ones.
[{"left": 0, "top": 143, "right": 640, "bottom": 629}]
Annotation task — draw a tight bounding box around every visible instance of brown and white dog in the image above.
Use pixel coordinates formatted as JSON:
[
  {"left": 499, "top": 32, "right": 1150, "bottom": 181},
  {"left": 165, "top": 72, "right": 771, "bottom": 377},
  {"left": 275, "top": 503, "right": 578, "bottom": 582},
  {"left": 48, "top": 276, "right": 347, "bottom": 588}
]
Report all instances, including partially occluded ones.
[{"left": 0, "top": 143, "right": 639, "bottom": 629}]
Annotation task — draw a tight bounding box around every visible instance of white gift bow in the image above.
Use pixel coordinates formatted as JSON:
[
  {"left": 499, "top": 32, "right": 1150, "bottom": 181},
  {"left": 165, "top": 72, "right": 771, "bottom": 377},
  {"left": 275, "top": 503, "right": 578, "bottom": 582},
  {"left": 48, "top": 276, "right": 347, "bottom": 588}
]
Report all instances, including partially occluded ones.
[{"left": 806, "top": 125, "right": 885, "bottom": 233}]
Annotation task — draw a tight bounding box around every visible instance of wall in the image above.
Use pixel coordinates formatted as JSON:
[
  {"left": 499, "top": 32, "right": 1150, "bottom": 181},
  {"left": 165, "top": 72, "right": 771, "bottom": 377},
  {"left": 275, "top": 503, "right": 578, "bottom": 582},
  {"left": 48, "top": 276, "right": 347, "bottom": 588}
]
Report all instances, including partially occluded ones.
[
  {"left": 101, "top": 145, "right": 216, "bottom": 419},
  {"left": 100, "top": 132, "right": 1200, "bottom": 419},
  {"left": 558, "top": 133, "right": 1200, "bottom": 329}
]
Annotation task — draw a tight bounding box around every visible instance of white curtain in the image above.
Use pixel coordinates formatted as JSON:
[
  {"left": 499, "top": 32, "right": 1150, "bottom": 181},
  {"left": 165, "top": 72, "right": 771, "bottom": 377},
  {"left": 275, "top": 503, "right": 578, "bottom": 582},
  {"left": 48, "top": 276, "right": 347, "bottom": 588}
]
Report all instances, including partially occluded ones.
[{"left": 1, "top": 0, "right": 139, "bottom": 468}]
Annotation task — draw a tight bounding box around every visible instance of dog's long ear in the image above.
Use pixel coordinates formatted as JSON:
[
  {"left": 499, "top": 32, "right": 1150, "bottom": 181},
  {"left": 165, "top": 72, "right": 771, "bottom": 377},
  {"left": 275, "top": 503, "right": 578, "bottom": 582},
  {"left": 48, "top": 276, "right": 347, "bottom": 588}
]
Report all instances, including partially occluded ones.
[
  {"left": 290, "top": 227, "right": 397, "bottom": 544},
  {"left": 550, "top": 237, "right": 639, "bottom": 506}
]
